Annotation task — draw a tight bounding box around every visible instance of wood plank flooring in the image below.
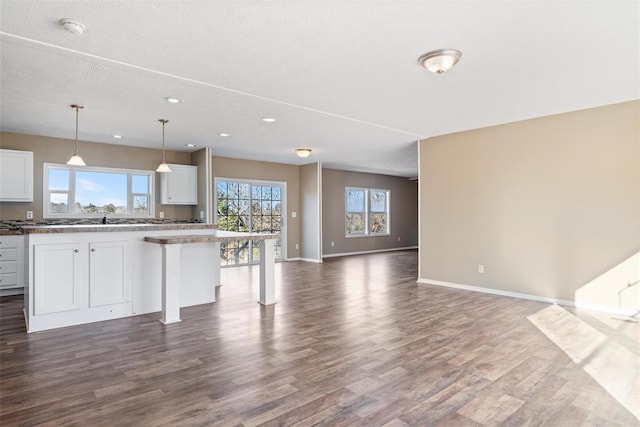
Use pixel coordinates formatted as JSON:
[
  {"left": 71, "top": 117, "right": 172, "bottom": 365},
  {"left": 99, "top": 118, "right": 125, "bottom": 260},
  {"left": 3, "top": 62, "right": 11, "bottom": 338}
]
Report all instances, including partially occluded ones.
[{"left": 1, "top": 250, "right": 638, "bottom": 426}]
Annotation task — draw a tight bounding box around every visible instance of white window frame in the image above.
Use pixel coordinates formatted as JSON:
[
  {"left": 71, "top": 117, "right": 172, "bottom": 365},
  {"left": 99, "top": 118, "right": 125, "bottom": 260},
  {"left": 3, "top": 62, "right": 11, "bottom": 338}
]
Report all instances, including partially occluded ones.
[
  {"left": 345, "top": 187, "right": 390, "bottom": 238},
  {"left": 43, "top": 163, "right": 155, "bottom": 218},
  {"left": 214, "top": 177, "right": 287, "bottom": 262}
]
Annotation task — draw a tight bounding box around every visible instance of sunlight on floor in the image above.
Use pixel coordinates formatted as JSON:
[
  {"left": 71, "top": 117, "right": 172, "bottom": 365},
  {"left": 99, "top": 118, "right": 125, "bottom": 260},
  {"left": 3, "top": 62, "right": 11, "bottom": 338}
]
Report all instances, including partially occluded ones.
[{"left": 528, "top": 305, "right": 640, "bottom": 420}]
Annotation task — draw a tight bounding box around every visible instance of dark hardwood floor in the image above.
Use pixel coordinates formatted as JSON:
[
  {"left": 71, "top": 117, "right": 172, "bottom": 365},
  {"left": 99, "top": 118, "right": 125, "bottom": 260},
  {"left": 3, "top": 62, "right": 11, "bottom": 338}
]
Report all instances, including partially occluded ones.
[{"left": 1, "top": 250, "right": 638, "bottom": 426}]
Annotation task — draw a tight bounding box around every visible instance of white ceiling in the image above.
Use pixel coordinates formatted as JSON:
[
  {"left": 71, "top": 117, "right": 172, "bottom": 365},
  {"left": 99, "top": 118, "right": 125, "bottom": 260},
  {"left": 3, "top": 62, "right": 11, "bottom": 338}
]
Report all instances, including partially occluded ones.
[{"left": 1, "top": 1, "right": 638, "bottom": 177}]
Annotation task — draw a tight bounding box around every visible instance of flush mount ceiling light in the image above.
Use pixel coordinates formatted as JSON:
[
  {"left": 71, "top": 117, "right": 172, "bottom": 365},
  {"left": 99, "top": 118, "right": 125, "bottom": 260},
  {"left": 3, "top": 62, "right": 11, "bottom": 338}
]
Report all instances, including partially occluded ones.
[
  {"left": 156, "top": 119, "right": 172, "bottom": 173},
  {"left": 295, "top": 148, "right": 312, "bottom": 158},
  {"left": 262, "top": 117, "right": 276, "bottom": 123},
  {"left": 59, "top": 18, "right": 86, "bottom": 35},
  {"left": 218, "top": 133, "right": 230, "bottom": 137},
  {"left": 185, "top": 143, "right": 196, "bottom": 148},
  {"left": 112, "top": 134, "right": 122, "bottom": 139},
  {"left": 418, "top": 49, "right": 462, "bottom": 74},
  {"left": 66, "top": 105, "right": 86, "bottom": 166},
  {"left": 164, "top": 97, "right": 182, "bottom": 104}
]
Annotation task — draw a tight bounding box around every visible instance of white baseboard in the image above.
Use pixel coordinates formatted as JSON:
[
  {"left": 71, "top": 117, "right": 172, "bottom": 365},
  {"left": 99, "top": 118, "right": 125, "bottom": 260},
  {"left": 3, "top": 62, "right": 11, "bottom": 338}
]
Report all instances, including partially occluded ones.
[
  {"left": 323, "top": 246, "right": 418, "bottom": 259},
  {"left": 285, "top": 257, "right": 323, "bottom": 263},
  {"left": 417, "top": 278, "right": 639, "bottom": 318}
]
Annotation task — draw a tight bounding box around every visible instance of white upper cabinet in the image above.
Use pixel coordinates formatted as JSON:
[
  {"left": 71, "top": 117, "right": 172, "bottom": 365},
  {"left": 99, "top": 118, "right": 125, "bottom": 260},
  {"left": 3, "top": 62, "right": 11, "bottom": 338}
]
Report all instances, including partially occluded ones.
[
  {"left": 0, "top": 149, "right": 34, "bottom": 202},
  {"left": 160, "top": 164, "right": 198, "bottom": 205}
]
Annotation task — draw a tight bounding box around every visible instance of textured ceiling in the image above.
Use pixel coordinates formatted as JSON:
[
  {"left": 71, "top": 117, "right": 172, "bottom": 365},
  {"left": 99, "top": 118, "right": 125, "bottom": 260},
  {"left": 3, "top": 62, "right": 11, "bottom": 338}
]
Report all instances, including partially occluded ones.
[{"left": 1, "top": 1, "right": 638, "bottom": 177}]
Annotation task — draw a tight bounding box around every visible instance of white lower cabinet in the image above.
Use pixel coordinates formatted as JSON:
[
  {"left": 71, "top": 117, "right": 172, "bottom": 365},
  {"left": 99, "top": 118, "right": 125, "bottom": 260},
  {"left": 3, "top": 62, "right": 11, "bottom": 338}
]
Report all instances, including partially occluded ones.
[
  {"left": 33, "top": 243, "right": 83, "bottom": 315},
  {"left": 29, "top": 237, "right": 132, "bottom": 331},
  {"left": 0, "top": 235, "right": 25, "bottom": 295}
]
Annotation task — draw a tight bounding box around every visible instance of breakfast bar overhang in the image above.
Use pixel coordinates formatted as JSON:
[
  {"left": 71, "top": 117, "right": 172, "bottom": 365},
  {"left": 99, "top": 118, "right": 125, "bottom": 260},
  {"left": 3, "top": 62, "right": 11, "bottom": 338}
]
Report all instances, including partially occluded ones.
[{"left": 144, "top": 230, "right": 278, "bottom": 324}]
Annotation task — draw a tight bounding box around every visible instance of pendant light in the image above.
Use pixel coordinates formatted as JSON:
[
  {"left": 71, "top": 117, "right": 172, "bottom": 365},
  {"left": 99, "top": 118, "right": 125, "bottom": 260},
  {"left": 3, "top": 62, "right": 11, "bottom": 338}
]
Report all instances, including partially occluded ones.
[
  {"left": 156, "top": 119, "right": 171, "bottom": 173},
  {"left": 66, "top": 104, "right": 86, "bottom": 166}
]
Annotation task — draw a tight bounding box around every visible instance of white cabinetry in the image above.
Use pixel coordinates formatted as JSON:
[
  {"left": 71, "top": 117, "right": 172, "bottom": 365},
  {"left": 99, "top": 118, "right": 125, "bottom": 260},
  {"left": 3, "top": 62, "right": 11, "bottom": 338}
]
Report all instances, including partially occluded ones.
[
  {"left": 0, "top": 235, "right": 25, "bottom": 295},
  {"left": 33, "top": 242, "right": 83, "bottom": 315},
  {"left": 160, "top": 164, "right": 198, "bottom": 205},
  {"left": 89, "top": 240, "right": 131, "bottom": 308},
  {"left": 0, "top": 149, "right": 34, "bottom": 202},
  {"left": 28, "top": 236, "right": 132, "bottom": 331}
]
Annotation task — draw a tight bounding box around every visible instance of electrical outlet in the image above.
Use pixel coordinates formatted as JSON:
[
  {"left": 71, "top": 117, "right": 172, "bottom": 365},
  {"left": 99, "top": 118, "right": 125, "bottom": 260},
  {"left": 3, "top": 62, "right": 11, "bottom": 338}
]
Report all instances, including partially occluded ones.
[
  {"left": 478, "top": 264, "right": 485, "bottom": 274},
  {"left": 26, "top": 211, "right": 33, "bottom": 220},
  {"left": 295, "top": 244, "right": 299, "bottom": 250},
  {"left": 397, "top": 236, "right": 401, "bottom": 242},
  {"left": 159, "top": 211, "right": 165, "bottom": 219},
  {"left": 199, "top": 211, "right": 204, "bottom": 219},
  {"left": 291, "top": 211, "right": 297, "bottom": 218},
  {"left": 331, "top": 241, "right": 335, "bottom": 247}
]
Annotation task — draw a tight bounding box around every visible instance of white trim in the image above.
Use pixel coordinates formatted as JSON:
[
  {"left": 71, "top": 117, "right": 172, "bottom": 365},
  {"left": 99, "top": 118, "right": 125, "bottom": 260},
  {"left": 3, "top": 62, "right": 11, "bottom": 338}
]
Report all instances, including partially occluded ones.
[
  {"left": 317, "top": 163, "right": 323, "bottom": 262},
  {"left": 417, "top": 139, "right": 422, "bottom": 280},
  {"left": 286, "top": 257, "right": 324, "bottom": 263},
  {"left": 323, "top": 246, "right": 418, "bottom": 259},
  {"left": 417, "top": 278, "right": 639, "bottom": 318}
]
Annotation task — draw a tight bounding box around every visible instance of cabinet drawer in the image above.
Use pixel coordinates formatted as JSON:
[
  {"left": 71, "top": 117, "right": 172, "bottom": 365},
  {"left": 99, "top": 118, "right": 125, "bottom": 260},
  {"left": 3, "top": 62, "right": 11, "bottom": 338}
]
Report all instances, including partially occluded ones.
[
  {"left": 0, "top": 261, "right": 17, "bottom": 274},
  {"left": 0, "top": 248, "right": 17, "bottom": 261},
  {"left": 0, "top": 236, "right": 19, "bottom": 248},
  {"left": 0, "top": 273, "right": 18, "bottom": 287}
]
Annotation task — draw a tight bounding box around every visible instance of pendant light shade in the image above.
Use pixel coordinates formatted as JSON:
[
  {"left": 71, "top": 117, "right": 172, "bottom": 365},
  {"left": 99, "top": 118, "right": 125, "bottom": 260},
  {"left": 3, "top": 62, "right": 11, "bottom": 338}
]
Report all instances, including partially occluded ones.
[
  {"left": 67, "top": 105, "right": 86, "bottom": 166},
  {"left": 156, "top": 119, "right": 171, "bottom": 173}
]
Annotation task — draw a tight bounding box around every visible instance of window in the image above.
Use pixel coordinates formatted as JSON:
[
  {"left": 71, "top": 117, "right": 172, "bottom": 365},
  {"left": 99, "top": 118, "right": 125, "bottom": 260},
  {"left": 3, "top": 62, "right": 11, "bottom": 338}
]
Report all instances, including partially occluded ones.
[
  {"left": 345, "top": 187, "right": 390, "bottom": 237},
  {"left": 43, "top": 163, "right": 154, "bottom": 218},
  {"left": 215, "top": 178, "right": 285, "bottom": 265}
]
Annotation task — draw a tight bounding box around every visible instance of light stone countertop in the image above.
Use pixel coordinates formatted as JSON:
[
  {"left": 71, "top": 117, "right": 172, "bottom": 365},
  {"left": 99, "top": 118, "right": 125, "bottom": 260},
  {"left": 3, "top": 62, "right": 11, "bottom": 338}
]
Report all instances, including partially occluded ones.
[{"left": 21, "top": 223, "right": 218, "bottom": 234}]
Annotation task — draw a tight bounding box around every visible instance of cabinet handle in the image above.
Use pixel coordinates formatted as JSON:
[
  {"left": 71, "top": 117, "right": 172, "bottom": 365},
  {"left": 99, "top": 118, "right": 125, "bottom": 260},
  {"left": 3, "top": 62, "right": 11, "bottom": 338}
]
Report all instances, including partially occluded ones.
[
  {"left": 74, "top": 249, "right": 79, "bottom": 253},
  {"left": 91, "top": 248, "right": 96, "bottom": 252}
]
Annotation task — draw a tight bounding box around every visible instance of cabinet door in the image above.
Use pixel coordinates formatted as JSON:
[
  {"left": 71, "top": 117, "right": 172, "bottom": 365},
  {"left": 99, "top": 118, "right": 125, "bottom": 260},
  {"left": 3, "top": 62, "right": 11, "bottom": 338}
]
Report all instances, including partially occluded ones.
[
  {"left": 160, "top": 164, "right": 198, "bottom": 204},
  {"left": 34, "top": 243, "right": 82, "bottom": 315},
  {"left": 89, "top": 240, "right": 131, "bottom": 307},
  {"left": 0, "top": 149, "right": 33, "bottom": 202}
]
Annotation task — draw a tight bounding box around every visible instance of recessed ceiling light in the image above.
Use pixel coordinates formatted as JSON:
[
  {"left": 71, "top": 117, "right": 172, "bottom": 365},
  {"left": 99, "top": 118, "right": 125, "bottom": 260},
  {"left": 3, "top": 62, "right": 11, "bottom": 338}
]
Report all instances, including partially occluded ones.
[
  {"left": 164, "top": 97, "right": 182, "bottom": 104},
  {"left": 59, "top": 18, "right": 86, "bottom": 35},
  {"left": 185, "top": 143, "right": 196, "bottom": 148},
  {"left": 218, "top": 133, "right": 230, "bottom": 137},
  {"left": 262, "top": 117, "right": 276, "bottom": 123},
  {"left": 112, "top": 134, "right": 122, "bottom": 139}
]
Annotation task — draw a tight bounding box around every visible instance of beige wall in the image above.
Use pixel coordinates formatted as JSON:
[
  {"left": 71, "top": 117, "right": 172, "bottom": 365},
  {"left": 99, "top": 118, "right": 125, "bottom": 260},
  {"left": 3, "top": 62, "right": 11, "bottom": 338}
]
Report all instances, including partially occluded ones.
[
  {"left": 322, "top": 168, "right": 419, "bottom": 255},
  {"left": 419, "top": 101, "right": 640, "bottom": 311},
  {"left": 0, "top": 132, "right": 193, "bottom": 221},
  {"left": 212, "top": 156, "right": 301, "bottom": 259},
  {"left": 300, "top": 163, "right": 321, "bottom": 261},
  {"left": 190, "top": 148, "right": 211, "bottom": 222}
]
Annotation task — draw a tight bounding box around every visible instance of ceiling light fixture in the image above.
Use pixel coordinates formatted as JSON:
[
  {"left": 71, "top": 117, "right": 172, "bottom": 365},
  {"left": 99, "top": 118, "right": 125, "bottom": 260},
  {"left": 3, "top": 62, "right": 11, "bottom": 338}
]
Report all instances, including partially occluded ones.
[
  {"left": 156, "top": 119, "right": 171, "bottom": 173},
  {"left": 185, "top": 143, "right": 196, "bottom": 148},
  {"left": 59, "top": 18, "right": 86, "bottom": 35},
  {"left": 218, "top": 133, "right": 230, "bottom": 137},
  {"left": 418, "top": 49, "right": 462, "bottom": 74},
  {"left": 295, "top": 148, "right": 312, "bottom": 158},
  {"left": 164, "top": 97, "right": 182, "bottom": 104},
  {"left": 112, "top": 134, "right": 122, "bottom": 139},
  {"left": 262, "top": 117, "right": 276, "bottom": 123},
  {"left": 66, "top": 105, "right": 86, "bottom": 166}
]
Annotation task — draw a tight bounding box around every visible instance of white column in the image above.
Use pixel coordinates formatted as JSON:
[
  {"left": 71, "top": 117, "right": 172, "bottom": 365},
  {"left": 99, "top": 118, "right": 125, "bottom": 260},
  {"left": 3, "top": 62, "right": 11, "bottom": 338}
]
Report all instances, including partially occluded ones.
[
  {"left": 160, "top": 244, "right": 182, "bottom": 324},
  {"left": 258, "top": 238, "right": 276, "bottom": 305},
  {"left": 213, "top": 242, "right": 221, "bottom": 287}
]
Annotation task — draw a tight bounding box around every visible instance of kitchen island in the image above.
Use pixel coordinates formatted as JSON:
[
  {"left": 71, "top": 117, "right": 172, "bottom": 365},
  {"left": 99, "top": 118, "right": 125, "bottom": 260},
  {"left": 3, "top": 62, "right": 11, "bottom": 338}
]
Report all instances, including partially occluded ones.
[
  {"left": 22, "top": 223, "right": 224, "bottom": 332},
  {"left": 144, "top": 230, "right": 277, "bottom": 324}
]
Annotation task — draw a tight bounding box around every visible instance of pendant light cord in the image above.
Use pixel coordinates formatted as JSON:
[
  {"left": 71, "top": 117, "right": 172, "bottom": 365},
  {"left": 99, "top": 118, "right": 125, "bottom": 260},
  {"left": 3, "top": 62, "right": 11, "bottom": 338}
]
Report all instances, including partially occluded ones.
[{"left": 74, "top": 106, "right": 79, "bottom": 155}]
